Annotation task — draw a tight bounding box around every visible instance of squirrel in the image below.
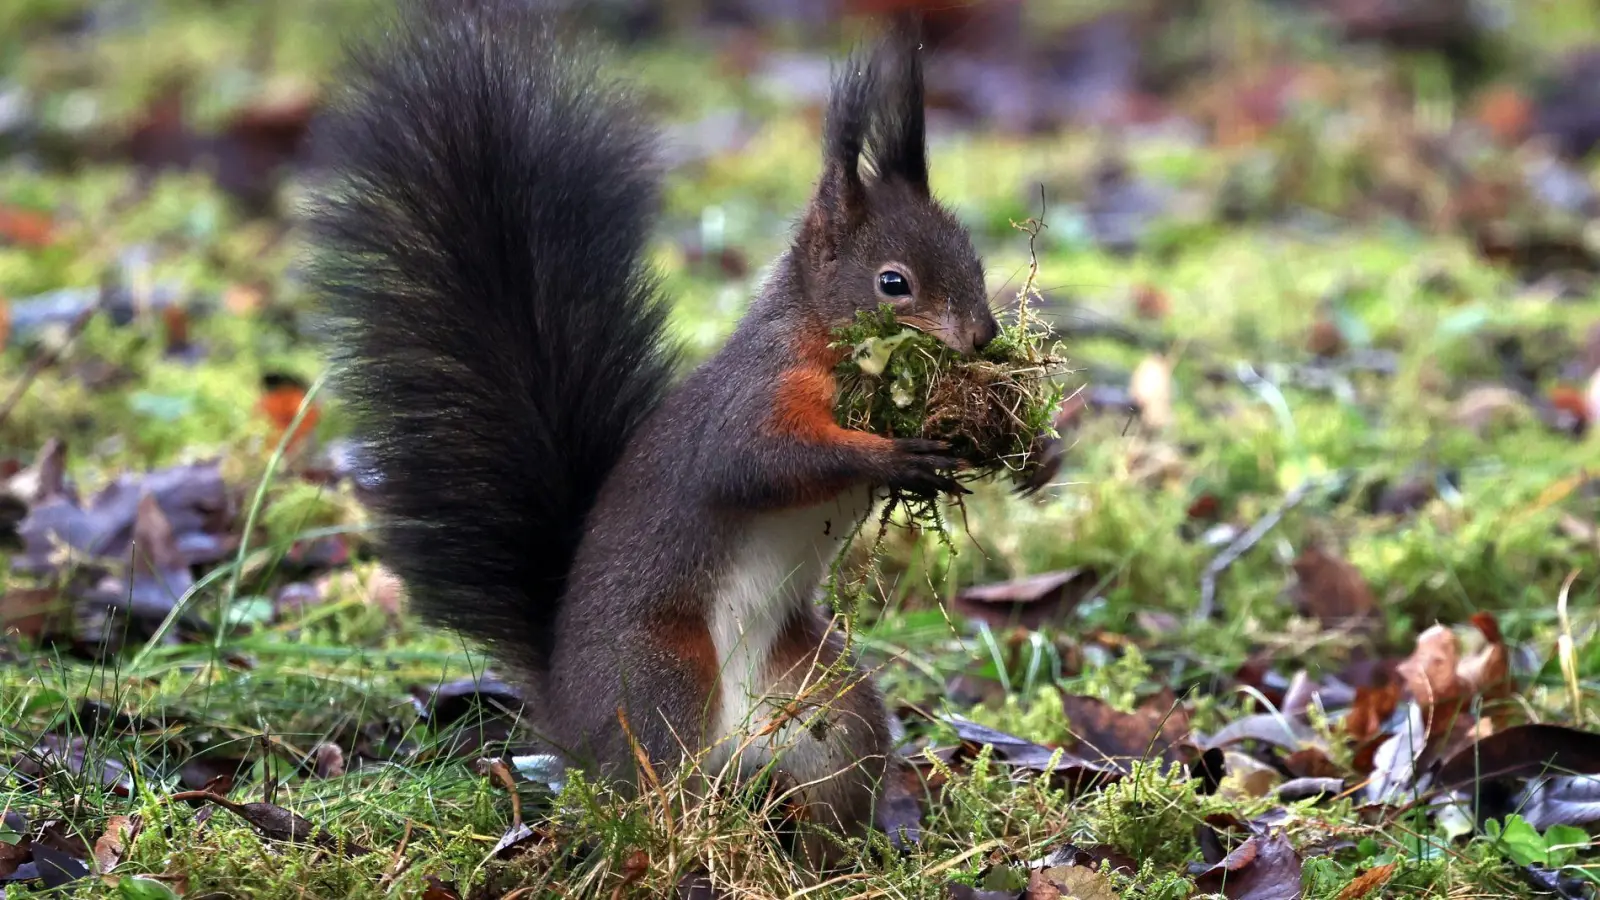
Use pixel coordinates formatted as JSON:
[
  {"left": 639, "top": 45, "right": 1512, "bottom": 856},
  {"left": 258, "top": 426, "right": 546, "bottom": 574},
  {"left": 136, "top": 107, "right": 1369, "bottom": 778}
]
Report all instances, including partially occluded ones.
[{"left": 306, "top": 0, "right": 997, "bottom": 861}]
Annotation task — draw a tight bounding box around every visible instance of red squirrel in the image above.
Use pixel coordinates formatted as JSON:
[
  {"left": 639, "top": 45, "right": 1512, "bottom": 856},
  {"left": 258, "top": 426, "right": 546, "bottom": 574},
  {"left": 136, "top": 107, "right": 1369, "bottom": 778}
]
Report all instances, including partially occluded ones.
[{"left": 306, "top": 0, "right": 996, "bottom": 860}]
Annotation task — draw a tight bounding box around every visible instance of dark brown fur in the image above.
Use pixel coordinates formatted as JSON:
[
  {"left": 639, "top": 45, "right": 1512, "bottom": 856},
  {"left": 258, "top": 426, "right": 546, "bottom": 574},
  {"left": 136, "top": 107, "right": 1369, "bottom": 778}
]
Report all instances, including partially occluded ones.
[{"left": 308, "top": 2, "right": 995, "bottom": 866}]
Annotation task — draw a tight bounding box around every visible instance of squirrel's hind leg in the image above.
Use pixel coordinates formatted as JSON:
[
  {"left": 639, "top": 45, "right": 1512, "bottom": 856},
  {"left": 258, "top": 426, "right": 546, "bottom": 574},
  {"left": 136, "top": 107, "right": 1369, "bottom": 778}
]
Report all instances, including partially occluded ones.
[{"left": 737, "top": 609, "right": 893, "bottom": 869}]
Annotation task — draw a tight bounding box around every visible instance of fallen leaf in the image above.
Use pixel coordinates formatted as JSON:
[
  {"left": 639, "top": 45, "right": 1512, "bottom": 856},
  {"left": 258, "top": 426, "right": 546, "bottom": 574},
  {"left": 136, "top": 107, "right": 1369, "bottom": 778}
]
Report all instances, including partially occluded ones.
[
  {"left": 1366, "top": 703, "right": 1428, "bottom": 804},
  {"left": 1337, "top": 862, "right": 1396, "bottom": 900},
  {"left": 1290, "top": 546, "right": 1377, "bottom": 628},
  {"left": 1192, "top": 831, "right": 1302, "bottom": 900},
  {"left": 953, "top": 569, "right": 1095, "bottom": 629},
  {"left": 91, "top": 815, "right": 136, "bottom": 875},
  {"left": 941, "top": 716, "right": 1116, "bottom": 783},
  {"left": 1514, "top": 775, "right": 1600, "bottom": 829},
  {"left": 30, "top": 843, "right": 90, "bottom": 890},
  {"left": 1059, "top": 692, "right": 1192, "bottom": 771},
  {"left": 258, "top": 373, "right": 320, "bottom": 451},
  {"left": 1277, "top": 777, "right": 1346, "bottom": 803},
  {"left": 0, "top": 586, "right": 63, "bottom": 641},
  {"left": 417, "top": 676, "right": 526, "bottom": 726},
  {"left": 1306, "top": 315, "right": 1346, "bottom": 359},
  {"left": 1202, "top": 713, "right": 1318, "bottom": 752},
  {"left": 1026, "top": 864, "right": 1117, "bottom": 900},
  {"left": 0, "top": 205, "right": 55, "bottom": 248},
  {"left": 1518, "top": 863, "right": 1590, "bottom": 900},
  {"left": 1131, "top": 284, "right": 1169, "bottom": 320},
  {"left": 1344, "top": 683, "right": 1401, "bottom": 742},
  {"left": 421, "top": 876, "right": 463, "bottom": 900},
  {"left": 1396, "top": 617, "right": 1511, "bottom": 738},
  {"left": 1434, "top": 724, "right": 1600, "bottom": 789},
  {"left": 1283, "top": 747, "right": 1344, "bottom": 779},
  {"left": 311, "top": 742, "right": 345, "bottom": 779},
  {"left": 168, "top": 791, "right": 370, "bottom": 857},
  {"left": 1129, "top": 355, "right": 1174, "bottom": 430},
  {"left": 876, "top": 764, "right": 923, "bottom": 849}
]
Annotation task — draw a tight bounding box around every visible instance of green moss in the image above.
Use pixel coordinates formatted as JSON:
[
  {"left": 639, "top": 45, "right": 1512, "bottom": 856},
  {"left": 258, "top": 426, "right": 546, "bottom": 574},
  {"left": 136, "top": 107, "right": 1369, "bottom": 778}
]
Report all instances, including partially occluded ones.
[{"left": 831, "top": 302, "right": 1067, "bottom": 527}]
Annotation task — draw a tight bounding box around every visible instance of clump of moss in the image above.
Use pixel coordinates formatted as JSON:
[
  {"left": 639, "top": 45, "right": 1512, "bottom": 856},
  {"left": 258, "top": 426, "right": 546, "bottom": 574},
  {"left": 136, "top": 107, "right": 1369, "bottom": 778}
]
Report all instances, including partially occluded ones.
[{"left": 831, "top": 300, "right": 1067, "bottom": 517}]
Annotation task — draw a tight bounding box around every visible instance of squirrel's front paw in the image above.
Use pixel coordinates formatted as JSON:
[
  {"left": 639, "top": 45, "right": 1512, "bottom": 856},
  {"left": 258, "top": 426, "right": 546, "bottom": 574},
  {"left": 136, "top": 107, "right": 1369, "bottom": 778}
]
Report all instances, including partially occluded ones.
[{"left": 885, "top": 439, "right": 969, "bottom": 498}]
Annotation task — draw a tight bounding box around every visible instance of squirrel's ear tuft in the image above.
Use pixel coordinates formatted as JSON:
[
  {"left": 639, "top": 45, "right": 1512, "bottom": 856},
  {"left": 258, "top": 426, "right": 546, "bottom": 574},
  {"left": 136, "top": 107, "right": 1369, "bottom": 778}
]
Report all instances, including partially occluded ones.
[
  {"left": 865, "top": 15, "right": 928, "bottom": 195},
  {"left": 805, "top": 40, "right": 876, "bottom": 261},
  {"left": 805, "top": 17, "right": 929, "bottom": 260}
]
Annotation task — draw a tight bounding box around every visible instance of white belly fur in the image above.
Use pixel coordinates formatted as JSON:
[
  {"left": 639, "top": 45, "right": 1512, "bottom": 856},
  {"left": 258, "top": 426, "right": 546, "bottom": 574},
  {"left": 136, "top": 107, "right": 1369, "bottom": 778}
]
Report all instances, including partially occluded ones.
[{"left": 704, "top": 486, "right": 874, "bottom": 774}]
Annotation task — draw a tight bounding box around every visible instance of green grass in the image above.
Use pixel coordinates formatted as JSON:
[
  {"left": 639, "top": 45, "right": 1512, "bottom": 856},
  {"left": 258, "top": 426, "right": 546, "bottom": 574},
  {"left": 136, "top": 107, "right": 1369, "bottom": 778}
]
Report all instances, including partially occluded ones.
[{"left": 2, "top": 0, "right": 1600, "bottom": 897}]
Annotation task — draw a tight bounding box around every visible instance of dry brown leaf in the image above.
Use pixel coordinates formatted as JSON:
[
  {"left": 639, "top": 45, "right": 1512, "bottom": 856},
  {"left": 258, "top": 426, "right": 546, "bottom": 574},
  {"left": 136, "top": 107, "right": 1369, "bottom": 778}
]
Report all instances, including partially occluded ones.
[
  {"left": 1291, "top": 546, "right": 1378, "bottom": 628},
  {"left": 0, "top": 205, "right": 56, "bottom": 248},
  {"left": 1396, "top": 615, "right": 1511, "bottom": 739},
  {"left": 1, "top": 586, "right": 62, "bottom": 641},
  {"left": 1129, "top": 355, "right": 1174, "bottom": 430},
  {"left": 1337, "top": 862, "right": 1396, "bottom": 900},
  {"left": 92, "top": 815, "right": 137, "bottom": 877},
  {"left": 1344, "top": 683, "right": 1400, "bottom": 743},
  {"left": 1027, "top": 865, "right": 1118, "bottom": 900},
  {"left": 1131, "top": 284, "right": 1170, "bottom": 320}
]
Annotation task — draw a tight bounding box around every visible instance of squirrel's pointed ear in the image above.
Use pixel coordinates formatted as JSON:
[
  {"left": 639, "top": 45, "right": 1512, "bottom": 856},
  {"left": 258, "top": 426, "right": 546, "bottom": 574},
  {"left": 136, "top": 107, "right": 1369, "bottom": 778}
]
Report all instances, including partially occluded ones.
[
  {"left": 801, "top": 48, "right": 875, "bottom": 261},
  {"left": 869, "top": 15, "right": 929, "bottom": 195}
]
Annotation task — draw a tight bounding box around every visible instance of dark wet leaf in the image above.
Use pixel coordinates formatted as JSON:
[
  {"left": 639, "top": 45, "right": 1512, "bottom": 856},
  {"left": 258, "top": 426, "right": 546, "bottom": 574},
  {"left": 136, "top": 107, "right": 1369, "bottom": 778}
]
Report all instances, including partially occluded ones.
[
  {"left": 1434, "top": 724, "right": 1600, "bottom": 789},
  {"left": 14, "top": 458, "right": 234, "bottom": 596},
  {"left": 1290, "top": 546, "right": 1378, "bottom": 629},
  {"left": 1029, "top": 842, "right": 1137, "bottom": 877},
  {"left": 173, "top": 792, "right": 370, "bottom": 857},
  {"left": 941, "top": 716, "right": 1115, "bottom": 782},
  {"left": 1517, "top": 863, "right": 1590, "bottom": 900},
  {"left": 1192, "top": 831, "right": 1302, "bottom": 900},
  {"left": 1190, "top": 746, "right": 1227, "bottom": 795},
  {"left": 679, "top": 869, "right": 730, "bottom": 899},
  {"left": 0, "top": 838, "right": 27, "bottom": 880},
  {"left": 876, "top": 764, "right": 922, "bottom": 849},
  {"left": 952, "top": 569, "right": 1095, "bottom": 629},
  {"left": 417, "top": 676, "right": 526, "bottom": 726},
  {"left": 420, "top": 876, "right": 462, "bottom": 900},
  {"left": 1058, "top": 692, "right": 1192, "bottom": 771},
  {"left": 30, "top": 843, "right": 90, "bottom": 889}
]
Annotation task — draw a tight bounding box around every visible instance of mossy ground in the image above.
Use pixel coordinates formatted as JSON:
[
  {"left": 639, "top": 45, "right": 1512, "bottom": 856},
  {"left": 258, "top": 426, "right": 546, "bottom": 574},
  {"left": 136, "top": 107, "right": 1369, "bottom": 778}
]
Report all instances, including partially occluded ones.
[{"left": 1, "top": 0, "right": 1599, "bottom": 897}]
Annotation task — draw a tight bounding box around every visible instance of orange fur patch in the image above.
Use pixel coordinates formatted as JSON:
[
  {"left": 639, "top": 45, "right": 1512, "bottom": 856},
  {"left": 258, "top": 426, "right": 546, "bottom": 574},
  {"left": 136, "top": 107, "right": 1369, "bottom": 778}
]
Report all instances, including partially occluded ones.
[{"left": 650, "top": 612, "right": 722, "bottom": 726}]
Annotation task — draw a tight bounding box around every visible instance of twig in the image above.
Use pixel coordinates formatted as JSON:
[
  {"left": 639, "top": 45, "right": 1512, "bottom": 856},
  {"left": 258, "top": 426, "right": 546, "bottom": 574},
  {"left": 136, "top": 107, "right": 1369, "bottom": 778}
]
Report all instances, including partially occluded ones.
[
  {"left": 0, "top": 296, "right": 102, "bottom": 430},
  {"left": 1197, "top": 479, "right": 1320, "bottom": 619}
]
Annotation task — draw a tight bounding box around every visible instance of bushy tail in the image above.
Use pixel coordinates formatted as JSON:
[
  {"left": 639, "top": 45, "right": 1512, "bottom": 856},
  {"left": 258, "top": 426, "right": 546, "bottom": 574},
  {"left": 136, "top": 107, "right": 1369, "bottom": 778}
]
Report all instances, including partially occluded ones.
[{"left": 304, "top": 0, "right": 675, "bottom": 667}]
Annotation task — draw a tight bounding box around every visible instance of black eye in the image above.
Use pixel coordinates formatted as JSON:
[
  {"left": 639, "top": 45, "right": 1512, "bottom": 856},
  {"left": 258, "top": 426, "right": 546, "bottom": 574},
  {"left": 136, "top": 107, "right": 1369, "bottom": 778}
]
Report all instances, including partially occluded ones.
[{"left": 877, "top": 270, "right": 911, "bottom": 297}]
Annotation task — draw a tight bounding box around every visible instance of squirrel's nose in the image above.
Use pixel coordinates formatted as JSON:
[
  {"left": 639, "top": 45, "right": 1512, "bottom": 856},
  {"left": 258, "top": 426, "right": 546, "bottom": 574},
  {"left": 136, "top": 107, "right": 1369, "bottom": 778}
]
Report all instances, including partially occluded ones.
[{"left": 972, "top": 313, "right": 1000, "bottom": 352}]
